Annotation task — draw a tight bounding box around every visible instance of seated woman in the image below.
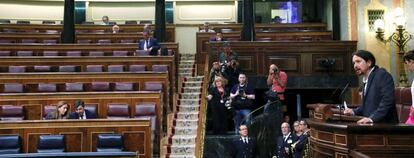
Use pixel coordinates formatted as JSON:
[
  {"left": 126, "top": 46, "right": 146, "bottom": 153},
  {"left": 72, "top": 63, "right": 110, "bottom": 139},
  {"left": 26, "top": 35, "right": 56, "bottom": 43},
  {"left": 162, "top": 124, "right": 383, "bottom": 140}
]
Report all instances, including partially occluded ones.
[{"left": 45, "top": 101, "right": 69, "bottom": 120}]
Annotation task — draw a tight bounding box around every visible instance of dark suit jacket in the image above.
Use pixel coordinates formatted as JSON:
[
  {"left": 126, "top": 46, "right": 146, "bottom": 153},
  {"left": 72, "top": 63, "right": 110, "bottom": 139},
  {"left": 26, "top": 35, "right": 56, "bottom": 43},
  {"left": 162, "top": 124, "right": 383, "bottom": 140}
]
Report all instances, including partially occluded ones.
[
  {"left": 69, "top": 110, "right": 97, "bottom": 119},
  {"left": 276, "top": 133, "right": 296, "bottom": 158},
  {"left": 293, "top": 133, "right": 308, "bottom": 158},
  {"left": 209, "top": 37, "right": 227, "bottom": 42},
  {"left": 353, "top": 66, "right": 399, "bottom": 123},
  {"left": 232, "top": 136, "right": 257, "bottom": 158},
  {"left": 138, "top": 38, "right": 160, "bottom": 56}
]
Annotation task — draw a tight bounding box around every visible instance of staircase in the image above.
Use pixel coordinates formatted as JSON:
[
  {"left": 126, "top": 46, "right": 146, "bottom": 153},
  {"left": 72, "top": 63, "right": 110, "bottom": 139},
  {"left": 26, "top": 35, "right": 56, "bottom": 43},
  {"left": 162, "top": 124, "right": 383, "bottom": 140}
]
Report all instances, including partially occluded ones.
[{"left": 163, "top": 54, "right": 204, "bottom": 158}]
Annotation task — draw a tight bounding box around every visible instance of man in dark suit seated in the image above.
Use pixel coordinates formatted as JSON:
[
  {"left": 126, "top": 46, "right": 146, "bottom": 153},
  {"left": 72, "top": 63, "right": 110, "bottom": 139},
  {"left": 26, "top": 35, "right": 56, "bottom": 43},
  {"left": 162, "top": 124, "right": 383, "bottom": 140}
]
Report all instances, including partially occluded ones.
[
  {"left": 344, "top": 50, "right": 399, "bottom": 124},
  {"left": 209, "top": 32, "right": 226, "bottom": 42},
  {"left": 69, "top": 100, "right": 97, "bottom": 119},
  {"left": 276, "top": 122, "right": 295, "bottom": 158},
  {"left": 138, "top": 30, "right": 160, "bottom": 56},
  {"left": 231, "top": 124, "right": 257, "bottom": 158}
]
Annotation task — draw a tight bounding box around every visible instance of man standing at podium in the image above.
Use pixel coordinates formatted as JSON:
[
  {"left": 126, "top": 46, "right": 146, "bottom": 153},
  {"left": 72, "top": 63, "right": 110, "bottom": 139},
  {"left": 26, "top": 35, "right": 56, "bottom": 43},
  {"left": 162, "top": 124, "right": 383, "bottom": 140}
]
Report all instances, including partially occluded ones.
[{"left": 344, "top": 50, "right": 398, "bottom": 124}]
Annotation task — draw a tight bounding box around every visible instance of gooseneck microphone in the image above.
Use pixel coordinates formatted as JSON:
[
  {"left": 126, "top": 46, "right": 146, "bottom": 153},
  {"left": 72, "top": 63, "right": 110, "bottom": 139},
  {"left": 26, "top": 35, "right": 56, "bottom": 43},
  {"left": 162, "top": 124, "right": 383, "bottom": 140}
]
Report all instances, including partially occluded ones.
[{"left": 338, "top": 82, "right": 350, "bottom": 120}]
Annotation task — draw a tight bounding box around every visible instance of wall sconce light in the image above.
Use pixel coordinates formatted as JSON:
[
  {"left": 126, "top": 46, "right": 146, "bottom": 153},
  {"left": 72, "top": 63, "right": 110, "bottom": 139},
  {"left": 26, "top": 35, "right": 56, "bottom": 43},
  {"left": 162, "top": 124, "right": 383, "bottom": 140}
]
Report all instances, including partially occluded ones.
[{"left": 374, "top": 10, "right": 413, "bottom": 86}]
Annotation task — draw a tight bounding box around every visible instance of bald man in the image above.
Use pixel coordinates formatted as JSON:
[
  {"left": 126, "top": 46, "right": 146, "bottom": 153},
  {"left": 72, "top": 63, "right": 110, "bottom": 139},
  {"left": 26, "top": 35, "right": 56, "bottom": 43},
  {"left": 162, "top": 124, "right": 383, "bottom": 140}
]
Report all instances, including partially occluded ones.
[{"left": 276, "top": 122, "right": 295, "bottom": 158}]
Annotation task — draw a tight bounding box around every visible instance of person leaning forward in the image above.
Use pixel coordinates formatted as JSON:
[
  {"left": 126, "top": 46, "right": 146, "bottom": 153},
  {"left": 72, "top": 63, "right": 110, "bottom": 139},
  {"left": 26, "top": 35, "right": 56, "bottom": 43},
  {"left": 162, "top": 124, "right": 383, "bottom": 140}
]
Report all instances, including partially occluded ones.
[{"left": 343, "top": 50, "right": 398, "bottom": 124}]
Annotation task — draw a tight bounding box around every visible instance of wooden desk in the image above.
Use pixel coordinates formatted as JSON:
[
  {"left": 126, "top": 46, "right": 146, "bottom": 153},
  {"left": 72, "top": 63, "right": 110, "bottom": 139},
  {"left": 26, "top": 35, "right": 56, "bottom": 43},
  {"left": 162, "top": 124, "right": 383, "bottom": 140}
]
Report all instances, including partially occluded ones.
[
  {"left": 307, "top": 104, "right": 414, "bottom": 158},
  {"left": 0, "top": 119, "right": 152, "bottom": 158}
]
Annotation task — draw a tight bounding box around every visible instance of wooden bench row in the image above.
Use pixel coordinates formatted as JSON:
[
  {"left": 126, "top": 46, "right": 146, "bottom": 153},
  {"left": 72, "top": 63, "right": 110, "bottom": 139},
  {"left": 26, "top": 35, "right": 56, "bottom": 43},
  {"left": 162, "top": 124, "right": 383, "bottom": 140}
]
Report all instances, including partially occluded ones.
[
  {"left": 0, "top": 119, "right": 152, "bottom": 158},
  {"left": 0, "top": 24, "right": 175, "bottom": 42},
  {"left": 0, "top": 72, "right": 170, "bottom": 112},
  {"left": 0, "top": 43, "right": 178, "bottom": 93},
  {"left": 0, "top": 91, "right": 162, "bottom": 124},
  {"left": 0, "top": 32, "right": 165, "bottom": 44}
]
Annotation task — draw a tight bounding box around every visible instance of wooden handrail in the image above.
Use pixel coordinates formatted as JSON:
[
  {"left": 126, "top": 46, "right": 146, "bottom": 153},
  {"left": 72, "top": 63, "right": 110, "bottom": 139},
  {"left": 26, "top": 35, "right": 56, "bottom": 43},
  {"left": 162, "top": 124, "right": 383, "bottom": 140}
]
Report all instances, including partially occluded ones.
[{"left": 195, "top": 55, "right": 209, "bottom": 158}]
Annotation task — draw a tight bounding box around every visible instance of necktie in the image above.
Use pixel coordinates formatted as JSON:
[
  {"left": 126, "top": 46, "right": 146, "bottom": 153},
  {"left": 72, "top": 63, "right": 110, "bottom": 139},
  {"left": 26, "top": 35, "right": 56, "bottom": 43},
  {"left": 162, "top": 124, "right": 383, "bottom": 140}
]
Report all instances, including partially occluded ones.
[{"left": 245, "top": 137, "right": 248, "bottom": 144}]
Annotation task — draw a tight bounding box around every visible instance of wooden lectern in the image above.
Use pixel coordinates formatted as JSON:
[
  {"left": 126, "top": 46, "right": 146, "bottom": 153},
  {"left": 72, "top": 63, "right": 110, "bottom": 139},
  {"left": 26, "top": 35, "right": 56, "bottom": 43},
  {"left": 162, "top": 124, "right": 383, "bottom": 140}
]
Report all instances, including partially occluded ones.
[{"left": 307, "top": 103, "right": 414, "bottom": 158}]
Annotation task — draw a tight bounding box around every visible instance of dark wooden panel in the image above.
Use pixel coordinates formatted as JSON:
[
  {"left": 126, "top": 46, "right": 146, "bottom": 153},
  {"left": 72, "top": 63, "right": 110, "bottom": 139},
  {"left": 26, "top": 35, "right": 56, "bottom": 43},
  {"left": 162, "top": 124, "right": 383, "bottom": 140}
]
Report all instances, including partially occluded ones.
[
  {"left": 237, "top": 55, "right": 256, "bottom": 75},
  {"left": 312, "top": 53, "right": 346, "bottom": 72},
  {"left": 206, "top": 41, "right": 357, "bottom": 78},
  {"left": 388, "top": 135, "right": 414, "bottom": 146},
  {"left": 356, "top": 135, "right": 385, "bottom": 146},
  {"left": 61, "top": 132, "right": 83, "bottom": 152},
  {"left": 267, "top": 55, "right": 301, "bottom": 73}
]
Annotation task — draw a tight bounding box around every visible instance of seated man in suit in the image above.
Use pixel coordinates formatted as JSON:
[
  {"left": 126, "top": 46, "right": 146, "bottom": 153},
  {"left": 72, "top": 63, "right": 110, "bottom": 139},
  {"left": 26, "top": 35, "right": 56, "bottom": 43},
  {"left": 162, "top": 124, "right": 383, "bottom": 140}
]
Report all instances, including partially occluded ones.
[
  {"left": 344, "top": 50, "right": 398, "bottom": 124},
  {"left": 199, "top": 22, "right": 215, "bottom": 33},
  {"left": 102, "top": 16, "right": 110, "bottom": 25},
  {"left": 138, "top": 30, "right": 160, "bottom": 56},
  {"left": 69, "top": 100, "right": 97, "bottom": 119},
  {"left": 276, "top": 122, "right": 295, "bottom": 158},
  {"left": 232, "top": 124, "right": 257, "bottom": 158},
  {"left": 210, "top": 32, "right": 226, "bottom": 41}
]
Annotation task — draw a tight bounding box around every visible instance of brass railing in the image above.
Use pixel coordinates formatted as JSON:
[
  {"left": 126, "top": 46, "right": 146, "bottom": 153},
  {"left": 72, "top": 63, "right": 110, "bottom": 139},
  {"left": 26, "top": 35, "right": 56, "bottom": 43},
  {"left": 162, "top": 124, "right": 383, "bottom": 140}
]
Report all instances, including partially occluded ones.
[{"left": 195, "top": 55, "right": 209, "bottom": 158}]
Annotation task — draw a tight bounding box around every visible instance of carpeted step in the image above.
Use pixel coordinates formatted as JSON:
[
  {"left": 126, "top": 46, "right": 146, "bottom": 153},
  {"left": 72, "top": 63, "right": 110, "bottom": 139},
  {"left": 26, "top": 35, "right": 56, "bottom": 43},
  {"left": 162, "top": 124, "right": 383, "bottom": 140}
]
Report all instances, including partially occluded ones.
[
  {"left": 170, "top": 126, "right": 198, "bottom": 135},
  {"left": 173, "top": 119, "right": 199, "bottom": 127},
  {"left": 179, "top": 68, "right": 195, "bottom": 74},
  {"left": 168, "top": 154, "right": 196, "bottom": 158},
  {"left": 179, "top": 93, "right": 201, "bottom": 100},
  {"left": 183, "top": 81, "right": 203, "bottom": 87},
  {"left": 180, "top": 55, "right": 196, "bottom": 60},
  {"left": 181, "top": 87, "right": 202, "bottom": 93},
  {"left": 168, "top": 144, "right": 196, "bottom": 155},
  {"left": 178, "top": 99, "right": 200, "bottom": 105},
  {"left": 176, "top": 105, "right": 200, "bottom": 112},
  {"left": 183, "top": 76, "right": 204, "bottom": 82},
  {"left": 179, "top": 59, "right": 195, "bottom": 63},
  {"left": 179, "top": 73, "right": 193, "bottom": 77},
  {"left": 179, "top": 64, "right": 195, "bottom": 69},
  {"left": 170, "top": 135, "right": 197, "bottom": 145},
  {"left": 175, "top": 112, "right": 199, "bottom": 120}
]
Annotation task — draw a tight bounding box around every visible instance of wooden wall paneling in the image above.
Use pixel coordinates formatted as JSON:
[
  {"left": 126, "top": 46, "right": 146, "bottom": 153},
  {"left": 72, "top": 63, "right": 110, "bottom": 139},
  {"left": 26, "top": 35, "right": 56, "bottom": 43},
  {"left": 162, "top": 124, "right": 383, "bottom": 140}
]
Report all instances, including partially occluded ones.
[{"left": 206, "top": 41, "right": 357, "bottom": 77}]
